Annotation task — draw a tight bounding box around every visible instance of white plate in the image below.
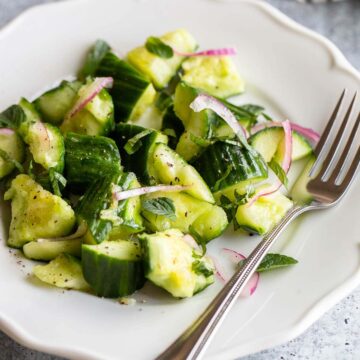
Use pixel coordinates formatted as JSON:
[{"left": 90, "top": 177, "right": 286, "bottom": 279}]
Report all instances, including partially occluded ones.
[{"left": 0, "top": 0, "right": 360, "bottom": 359}]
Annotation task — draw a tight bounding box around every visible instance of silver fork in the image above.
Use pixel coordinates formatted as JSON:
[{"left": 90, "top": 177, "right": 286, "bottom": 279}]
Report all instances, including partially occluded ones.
[{"left": 157, "top": 89, "right": 360, "bottom": 360}]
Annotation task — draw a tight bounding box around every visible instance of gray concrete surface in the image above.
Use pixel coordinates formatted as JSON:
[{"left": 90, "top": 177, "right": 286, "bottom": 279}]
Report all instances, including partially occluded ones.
[{"left": 0, "top": 0, "right": 359, "bottom": 359}]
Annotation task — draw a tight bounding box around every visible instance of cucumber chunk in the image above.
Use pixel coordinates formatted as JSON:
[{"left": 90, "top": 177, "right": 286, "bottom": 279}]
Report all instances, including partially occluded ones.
[
  {"left": 27, "top": 122, "right": 65, "bottom": 172},
  {"left": 181, "top": 56, "right": 245, "bottom": 98},
  {"left": 249, "top": 127, "right": 313, "bottom": 162},
  {"left": 139, "top": 229, "right": 215, "bottom": 298},
  {"left": 235, "top": 189, "right": 293, "bottom": 235},
  {"left": 34, "top": 80, "right": 81, "bottom": 125},
  {"left": 290, "top": 155, "right": 316, "bottom": 204},
  {"left": 61, "top": 80, "right": 114, "bottom": 136},
  {"left": 141, "top": 191, "right": 228, "bottom": 243},
  {"left": 82, "top": 240, "right": 145, "bottom": 298},
  {"left": 0, "top": 129, "right": 25, "bottom": 179},
  {"left": 64, "top": 132, "right": 122, "bottom": 188},
  {"left": 112, "top": 123, "right": 168, "bottom": 184},
  {"left": 4, "top": 175, "right": 76, "bottom": 248},
  {"left": 33, "top": 253, "right": 89, "bottom": 291},
  {"left": 23, "top": 239, "right": 81, "bottom": 261},
  {"left": 174, "top": 82, "right": 215, "bottom": 161},
  {"left": 18, "top": 98, "right": 65, "bottom": 172},
  {"left": 96, "top": 52, "right": 156, "bottom": 122},
  {"left": 193, "top": 141, "right": 268, "bottom": 194},
  {"left": 149, "top": 143, "right": 215, "bottom": 203},
  {"left": 127, "top": 29, "right": 197, "bottom": 89}
]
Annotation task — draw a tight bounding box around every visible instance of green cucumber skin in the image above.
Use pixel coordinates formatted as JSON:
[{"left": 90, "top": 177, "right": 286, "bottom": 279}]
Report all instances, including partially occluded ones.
[
  {"left": 64, "top": 132, "right": 122, "bottom": 188},
  {"left": 113, "top": 123, "right": 166, "bottom": 184},
  {"left": 82, "top": 245, "right": 145, "bottom": 298},
  {"left": 193, "top": 141, "right": 268, "bottom": 191},
  {"left": 96, "top": 52, "right": 152, "bottom": 122},
  {"left": 33, "top": 80, "right": 81, "bottom": 125}
]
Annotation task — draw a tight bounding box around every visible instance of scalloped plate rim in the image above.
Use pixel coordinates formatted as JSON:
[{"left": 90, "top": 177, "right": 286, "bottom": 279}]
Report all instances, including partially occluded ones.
[{"left": 0, "top": 0, "right": 360, "bottom": 359}]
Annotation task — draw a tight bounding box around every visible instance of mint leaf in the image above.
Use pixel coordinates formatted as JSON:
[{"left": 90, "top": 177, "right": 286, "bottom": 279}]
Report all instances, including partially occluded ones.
[
  {"left": 155, "top": 91, "right": 173, "bottom": 111},
  {"left": 124, "top": 129, "right": 153, "bottom": 155},
  {"left": 213, "top": 164, "right": 233, "bottom": 192},
  {"left": 145, "top": 37, "right": 174, "bottom": 59},
  {"left": 142, "top": 197, "right": 176, "bottom": 220},
  {"left": 220, "top": 185, "right": 255, "bottom": 230},
  {"left": 78, "top": 39, "right": 111, "bottom": 79},
  {"left": 0, "top": 148, "right": 24, "bottom": 173},
  {"left": 239, "top": 253, "right": 298, "bottom": 272},
  {"left": 192, "top": 260, "right": 213, "bottom": 277},
  {"left": 268, "top": 158, "right": 289, "bottom": 188},
  {"left": 49, "top": 168, "right": 67, "bottom": 197},
  {"left": 189, "top": 133, "right": 212, "bottom": 148},
  {"left": 0, "top": 105, "right": 26, "bottom": 129},
  {"left": 189, "top": 225, "right": 207, "bottom": 256}
]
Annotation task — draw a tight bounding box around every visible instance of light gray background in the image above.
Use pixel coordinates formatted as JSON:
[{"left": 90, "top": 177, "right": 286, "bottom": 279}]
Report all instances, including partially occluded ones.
[{"left": 0, "top": 0, "right": 359, "bottom": 359}]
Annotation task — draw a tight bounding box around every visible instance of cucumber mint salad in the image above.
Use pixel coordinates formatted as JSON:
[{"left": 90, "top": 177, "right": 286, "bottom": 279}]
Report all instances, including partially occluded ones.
[{"left": 0, "top": 29, "right": 319, "bottom": 299}]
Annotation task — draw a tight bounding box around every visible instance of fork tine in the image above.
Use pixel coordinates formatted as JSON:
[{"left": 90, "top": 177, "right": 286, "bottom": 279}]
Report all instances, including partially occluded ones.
[
  {"left": 310, "top": 89, "right": 346, "bottom": 176},
  {"left": 328, "top": 111, "right": 360, "bottom": 183},
  {"left": 338, "top": 145, "right": 360, "bottom": 194},
  {"left": 316, "top": 91, "right": 357, "bottom": 179}
]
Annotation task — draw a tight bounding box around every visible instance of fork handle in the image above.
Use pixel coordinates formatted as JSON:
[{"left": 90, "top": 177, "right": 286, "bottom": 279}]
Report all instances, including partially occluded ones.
[{"left": 156, "top": 205, "right": 307, "bottom": 360}]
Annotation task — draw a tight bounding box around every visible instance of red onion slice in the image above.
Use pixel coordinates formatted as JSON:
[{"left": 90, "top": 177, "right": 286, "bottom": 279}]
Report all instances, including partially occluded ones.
[
  {"left": 174, "top": 47, "right": 237, "bottom": 57},
  {"left": 221, "top": 248, "right": 260, "bottom": 297},
  {"left": 66, "top": 77, "right": 114, "bottom": 119},
  {"left": 222, "top": 247, "right": 246, "bottom": 261},
  {"left": 113, "top": 184, "right": 189, "bottom": 201},
  {"left": 251, "top": 121, "right": 320, "bottom": 145},
  {"left": 248, "top": 120, "right": 293, "bottom": 205},
  {"left": 0, "top": 128, "right": 15, "bottom": 136},
  {"left": 190, "top": 94, "right": 248, "bottom": 143}
]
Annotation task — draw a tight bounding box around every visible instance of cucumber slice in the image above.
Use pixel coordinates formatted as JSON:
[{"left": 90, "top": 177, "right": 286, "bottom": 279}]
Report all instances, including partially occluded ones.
[
  {"left": 0, "top": 130, "right": 25, "bottom": 179},
  {"left": 33, "top": 253, "right": 89, "bottom": 291},
  {"left": 113, "top": 123, "right": 167, "bottom": 184},
  {"left": 235, "top": 188, "right": 293, "bottom": 235},
  {"left": 127, "top": 29, "right": 197, "bottom": 89},
  {"left": 23, "top": 239, "right": 81, "bottom": 261},
  {"left": 82, "top": 240, "right": 145, "bottom": 298},
  {"left": 174, "top": 82, "right": 215, "bottom": 161},
  {"left": 4, "top": 174, "right": 76, "bottom": 248},
  {"left": 290, "top": 155, "right": 316, "bottom": 204},
  {"left": 61, "top": 81, "right": 114, "bottom": 136},
  {"left": 96, "top": 52, "right": 156, "bottom": 122},
  {"left": 139, "top": 229, "right": 215, "bottom": 298},
  {"left": 149, "top": 143, "right": 215, "bottom": 203},
  {"left": 141, "top": 191, "right": 228, "bottom": 243},
  {"left": 33, "top": 80, "right": 81, "bottom": 125},
  {"left": 193, "top": 141, "right": 268, "bottom": 193},
  {"left": 181, "top": 56, "right": 245, "bottom": 98},
  {"left": 64, "top": 132, "right": 122, "bottom": 188},
  {"left": 249, "top": 127, "right": 313, "bottom": 162},
  {"left": 27, "top": 122, "right": 65, "bottom": 172}
]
